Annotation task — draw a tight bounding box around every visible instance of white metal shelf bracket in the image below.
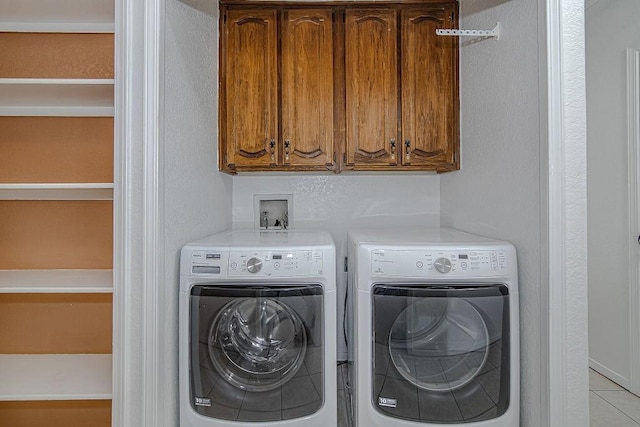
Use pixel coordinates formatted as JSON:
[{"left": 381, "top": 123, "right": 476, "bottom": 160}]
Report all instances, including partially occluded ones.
[{"left": 436, "top": 22, "right": 501, "bottom": 40}]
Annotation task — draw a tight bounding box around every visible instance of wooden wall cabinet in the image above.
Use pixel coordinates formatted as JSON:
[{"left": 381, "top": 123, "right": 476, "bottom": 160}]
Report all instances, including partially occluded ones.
[
  {"left": 345, "top": 9, "right": 399, "bottom": 168},
  {"left": 400, "top": 5, "right": 459, "bottom": 171},
  {"left": 220, "top": 7, "right": 335, "bottom": 172},
  {"left": 219, "top": 1, "right": 459, "bottom": 174},
  {"left": 221, "top": 9, "right": 278, "bottom": 170},
  {"left": 344, "top": 4, "right": 459, "bottom": 172}
]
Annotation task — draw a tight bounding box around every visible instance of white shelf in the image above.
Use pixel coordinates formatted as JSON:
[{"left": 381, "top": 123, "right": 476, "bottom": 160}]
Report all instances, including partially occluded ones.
[
  {"left": 0, "top": 0, "right": 114, "bottom": 33},
  {"left": 0, "top": 354, "right": 112, "bottom": 401},
  {"left": 0, "top": 270, "right": 113, "bottom": 293},
  {"left": 0, "top": 79, "right": 114, "bottom": 117},
  {"left": 0, "top": 183, "right": 114, "bottom": 200}
]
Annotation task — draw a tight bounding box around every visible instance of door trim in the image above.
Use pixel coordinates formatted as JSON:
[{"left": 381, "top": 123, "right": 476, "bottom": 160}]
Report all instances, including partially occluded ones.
[
  {"left": 545, "top": 0, "right": 589, "bottom": 425},
  {"left": 112, "top": 0, "right": 163, "bottom": 425},
  {"left": 627, "top": 47, "right": 640, "bottom": 396}
]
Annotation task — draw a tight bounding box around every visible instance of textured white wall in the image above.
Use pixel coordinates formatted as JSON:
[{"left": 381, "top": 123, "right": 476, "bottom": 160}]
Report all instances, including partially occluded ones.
[
  {"left": 232, "top": 173, "right": 441, "bottom": 358},
  {"left": 439, "top": 1, "right": 544, "bottom": 425},
  {"left": 162, "top": 0, "right": 233, "bottom": 423},
  {"left": 586, "top": 0, "right": 640, "bottom": 386}
]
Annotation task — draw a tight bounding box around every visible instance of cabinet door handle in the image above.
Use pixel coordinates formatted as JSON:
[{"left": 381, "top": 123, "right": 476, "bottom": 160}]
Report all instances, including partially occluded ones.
[
  {"left": 270, "top": 139, "right": 275, "bottom": 161},
  {"left": 405, "top": 139, "right": 411, "bottom": 161},
  {"left": 284, "top": 140, "right": 290, "bottom": 161},
  {"left": 390, "top": 139, "right": 396, "bottom": 160}
]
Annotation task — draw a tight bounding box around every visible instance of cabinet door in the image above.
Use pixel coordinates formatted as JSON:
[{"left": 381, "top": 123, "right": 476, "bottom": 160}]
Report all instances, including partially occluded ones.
[
  {"left": 281, "top": 9, "right": 334, "bottom": 169},
  {"left": 221, "top": 9, "right": 278, "bottom": 170},
  {"left": 345, "top": 9, "right": 399, "bottom": 168},
  {"left": 401, "top": 5, "right": 459, "bottom": 170}
]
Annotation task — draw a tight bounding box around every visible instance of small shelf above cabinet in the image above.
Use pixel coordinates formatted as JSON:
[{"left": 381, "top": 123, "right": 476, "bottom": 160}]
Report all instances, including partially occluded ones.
[
  {"left": 0, "top": 0, "right": 115, "bottom": 33},
  {"left": 0, "top": 79, "right": 114, "bottom": 117},
  {"left": 0, "top": 270, "right": 113, "bottom": 293},
  {"left": 0, "top": 354, "right": 112, "bottom": 401}
]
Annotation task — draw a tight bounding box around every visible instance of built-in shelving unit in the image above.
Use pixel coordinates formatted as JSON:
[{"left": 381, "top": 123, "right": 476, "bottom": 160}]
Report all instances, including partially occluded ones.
[
  {"left": 0, "top": 79, "right": 114, "bottom": 117},
  {"left": 0, "top": 0, "right": 114, "bottom": 33},
  {"left": 0, "top": 1, "right": 115, "bottom": 424},
  {"left": 0, "top": 354, "right": 112, "bottom": 401},
  {"left": 0, "top": 183, "right": 113, "bottom": 200},
  {"left": 0, "top": 270, "right": 113, "bottom": 293}
]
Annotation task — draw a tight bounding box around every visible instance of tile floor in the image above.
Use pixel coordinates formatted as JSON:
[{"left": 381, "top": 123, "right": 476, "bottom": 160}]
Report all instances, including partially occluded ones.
[
  {"left": 340, "top": 366, "right": 640, "bottom": 426},
  {"left": 337, "top": 362, "right": 353, "bottom": 427},
  {"left": 590, "top": 369, "right": 640, "bottom": 426}
]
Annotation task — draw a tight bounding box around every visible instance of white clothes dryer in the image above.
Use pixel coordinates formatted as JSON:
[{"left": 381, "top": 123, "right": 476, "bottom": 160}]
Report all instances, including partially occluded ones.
[
  {"left": 179, "top": 230, "right": 337, "bottom": 427},
  {"left": 347, "top": 227, "right": 519, "bottom": 426}
]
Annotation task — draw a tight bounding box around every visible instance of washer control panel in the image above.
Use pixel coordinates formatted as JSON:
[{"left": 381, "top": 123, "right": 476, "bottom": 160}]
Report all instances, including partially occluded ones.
[
  {"left": 189, "top": 249, "right": 324, "bottom": 277},
  {"left": 228, "top": 250, "right": 324, "bottom": 277},
  {"left": 371, "top": 249, "right": 507, "bottom": 277}
]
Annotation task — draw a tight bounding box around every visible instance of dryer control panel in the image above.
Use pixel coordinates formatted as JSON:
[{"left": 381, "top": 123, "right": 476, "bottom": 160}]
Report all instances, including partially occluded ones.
[{"left": 371, "top": 249, "right": 507, "bottom": 277}]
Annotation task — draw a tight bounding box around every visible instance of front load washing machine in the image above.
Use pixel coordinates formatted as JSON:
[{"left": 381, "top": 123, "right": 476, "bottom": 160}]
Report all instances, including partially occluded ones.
[
  {"left": 179, "top": 230, "right": 337, "bottom": 426},
  {"left": 347, "top": 227, "right": 519, "bottom": 426}
]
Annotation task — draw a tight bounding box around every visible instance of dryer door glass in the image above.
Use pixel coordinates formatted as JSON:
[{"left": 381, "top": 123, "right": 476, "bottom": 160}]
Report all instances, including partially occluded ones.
[
  {"left": 190, "top": 284, "right": 324, "bottom": 422},
  {"left": 388, "top": 297, "right": 489, "bottom": 392},
  {"left": 372, "top": 284, "right": 510, "bottom": 423}
]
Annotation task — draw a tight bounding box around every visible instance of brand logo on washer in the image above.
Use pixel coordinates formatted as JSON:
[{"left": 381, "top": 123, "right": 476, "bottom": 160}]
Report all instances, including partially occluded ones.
[
  {"left": 194, "top": 397, "right": 211, "bottom": 407},
  {"left": 378, "top": 397, "right": 397, "bottom": 408}
]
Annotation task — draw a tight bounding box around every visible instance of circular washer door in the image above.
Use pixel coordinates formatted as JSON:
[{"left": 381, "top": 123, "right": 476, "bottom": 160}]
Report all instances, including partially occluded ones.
[
  {"left": 388, "top": 298, "right": 489, "bottom": 392},
  {"left": 208, "top": 297, "right": 307, "bottom": 392}
]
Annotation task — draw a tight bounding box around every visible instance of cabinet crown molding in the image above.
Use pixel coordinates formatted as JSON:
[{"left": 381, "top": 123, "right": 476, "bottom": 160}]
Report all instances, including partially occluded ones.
[{"left": 221, "top": 0, "right": 458, "bottom": 6}]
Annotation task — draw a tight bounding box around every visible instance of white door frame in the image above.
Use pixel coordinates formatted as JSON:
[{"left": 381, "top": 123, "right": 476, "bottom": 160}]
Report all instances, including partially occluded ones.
[
  {"left": 627, "top": 47, "right": 640, "bottom": 396},
  {"left": 112, "top": 0, "right": 163, "bottom": 425},
  {"left": 113, "top": 0, "right": 590, "bottom": 425},
  {"left": 545, "top": 0, "right": 589, "bottom": 426}
]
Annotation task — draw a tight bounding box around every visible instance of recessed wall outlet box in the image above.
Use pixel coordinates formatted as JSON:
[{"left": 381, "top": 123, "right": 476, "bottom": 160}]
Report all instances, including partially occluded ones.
[{"left": 254, "top": 194, "right": 293, "bottom": 230}]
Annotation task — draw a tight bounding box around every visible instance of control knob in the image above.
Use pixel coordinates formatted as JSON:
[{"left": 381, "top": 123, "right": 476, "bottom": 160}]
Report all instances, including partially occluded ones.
[
  {"left": 246, "top": 257, "right": 263, "bottom": 273},
  {"left": 434, "top": 257, "right": 452, "bottom": 274}
]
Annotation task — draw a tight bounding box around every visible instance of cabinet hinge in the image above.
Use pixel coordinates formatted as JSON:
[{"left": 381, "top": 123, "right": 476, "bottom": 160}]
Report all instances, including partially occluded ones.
[
  {"left": 344, "top": 257, "right": 348, "bottom": 273},
  {"left": 343, "top": 153, "right": 347, "bottom": 162},
  {"left": 224, "top": 154, "right": 228, "bottom": 164}
]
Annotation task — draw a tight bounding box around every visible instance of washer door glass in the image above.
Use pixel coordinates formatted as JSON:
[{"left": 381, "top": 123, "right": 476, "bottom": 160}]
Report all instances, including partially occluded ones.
[
  {"left": 372, "top": 284, "right": 510, "bottom": 423},
  {"left": 190, "top": 284, "right": 324, "bottom": 422},
  {"left": 209, "top": 297, "right": 307, "bottom": 391}
]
